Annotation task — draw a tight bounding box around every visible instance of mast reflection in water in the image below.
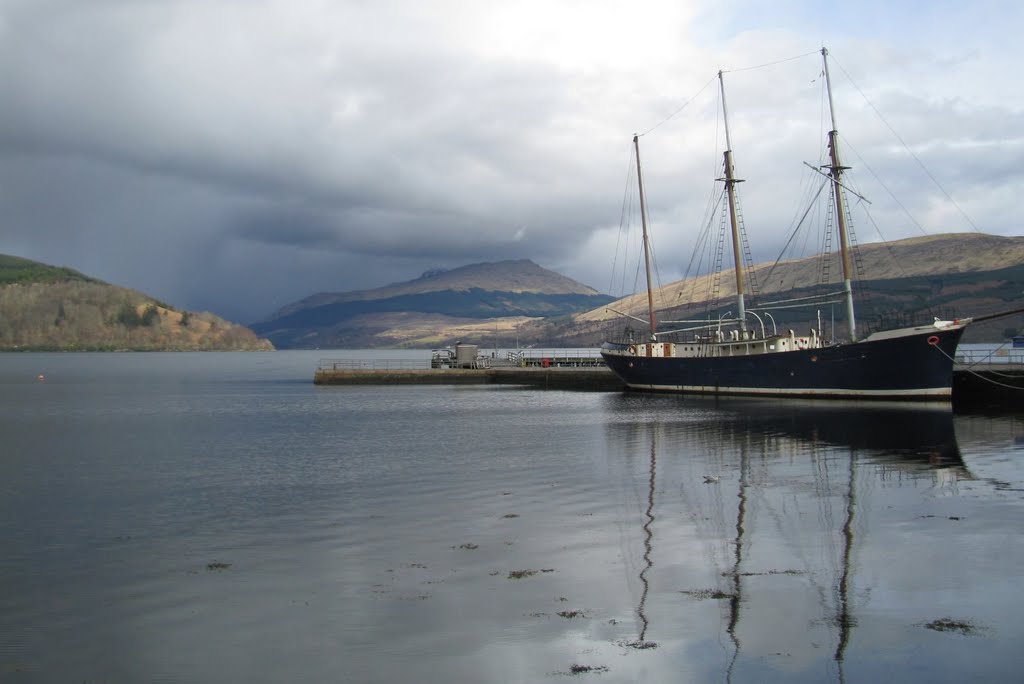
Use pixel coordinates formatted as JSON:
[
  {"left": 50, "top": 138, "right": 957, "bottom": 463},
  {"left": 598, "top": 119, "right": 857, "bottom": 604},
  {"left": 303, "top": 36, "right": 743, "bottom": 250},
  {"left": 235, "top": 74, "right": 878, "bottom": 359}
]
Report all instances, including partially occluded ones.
[{"left": 603, "top": 396, "right": 969, "bottom": 682}]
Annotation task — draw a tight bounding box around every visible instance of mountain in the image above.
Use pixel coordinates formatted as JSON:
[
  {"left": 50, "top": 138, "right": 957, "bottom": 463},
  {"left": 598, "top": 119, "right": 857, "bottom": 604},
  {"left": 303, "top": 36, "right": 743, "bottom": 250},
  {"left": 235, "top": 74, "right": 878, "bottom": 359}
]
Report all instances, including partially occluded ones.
[
  {"left": 0, "top": 254, "right": 273, "bottom": 351},
  {"left": 251, "top": 259, "right": 614, "bottom": 349},
  {"left": 251, "top": 235, "right": 1024, "bottom": 349},
  {"left": 556, "top": 233, "right": 1024, "bottom": 346}
]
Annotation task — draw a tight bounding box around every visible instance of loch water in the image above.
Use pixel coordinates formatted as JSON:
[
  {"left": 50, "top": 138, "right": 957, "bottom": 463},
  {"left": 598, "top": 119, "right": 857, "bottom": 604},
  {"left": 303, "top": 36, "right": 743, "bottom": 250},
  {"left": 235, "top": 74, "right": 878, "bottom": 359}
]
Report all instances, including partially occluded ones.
[{"left": 1, "top": 351, "right": 1023, "bottom": 683}]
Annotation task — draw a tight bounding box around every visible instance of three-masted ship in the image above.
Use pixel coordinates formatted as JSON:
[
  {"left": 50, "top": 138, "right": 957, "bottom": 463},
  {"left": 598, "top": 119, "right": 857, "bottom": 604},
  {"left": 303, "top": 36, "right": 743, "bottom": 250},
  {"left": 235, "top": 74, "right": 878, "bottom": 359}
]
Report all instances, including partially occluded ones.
[{"left": 601, "top": 48, "right": 970, "bottom": 399}]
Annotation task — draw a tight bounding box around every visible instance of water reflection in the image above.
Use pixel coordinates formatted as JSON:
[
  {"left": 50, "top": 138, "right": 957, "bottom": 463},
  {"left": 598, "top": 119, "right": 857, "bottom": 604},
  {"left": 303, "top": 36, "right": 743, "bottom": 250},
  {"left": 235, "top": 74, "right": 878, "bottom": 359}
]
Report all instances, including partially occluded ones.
[
  {"left": 4, "top": 354, "right": 1022, "bottom": 683},
  {"left": 637, "top": 430, "right": 655, "bottom": 644},
  {"left": 603, "top": 396, "right": 968, "bottom": 682}
]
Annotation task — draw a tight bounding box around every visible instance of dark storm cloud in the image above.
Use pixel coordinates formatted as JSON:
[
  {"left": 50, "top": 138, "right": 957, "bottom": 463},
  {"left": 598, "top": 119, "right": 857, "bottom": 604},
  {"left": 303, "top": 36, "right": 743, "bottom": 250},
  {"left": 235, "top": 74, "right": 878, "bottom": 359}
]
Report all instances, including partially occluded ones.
[{"left": 0, "top": 0, "right": 1021, "bottom": 324}]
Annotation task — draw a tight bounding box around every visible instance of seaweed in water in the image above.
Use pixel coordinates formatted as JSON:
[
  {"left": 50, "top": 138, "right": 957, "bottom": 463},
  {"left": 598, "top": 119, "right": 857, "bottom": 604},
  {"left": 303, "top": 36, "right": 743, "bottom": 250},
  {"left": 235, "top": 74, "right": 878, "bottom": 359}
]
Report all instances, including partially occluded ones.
[
  {"left": 557, "top": 610, "right": 586, "bottom": 619},
  {"left": 618, "top": 639, "right": 658, "bottom": 650},
  {"left": 509, "top": 569, "right": 536, "bottom": 579},
  {"left": 568, "top": 664, "right": 609, "bottom": 675},
  {"left": 507, "top": 568, "right": 555, "bottom": 579},
  {"left": 923, "top": 618, "right": 983, "bottom": 635},
  {"left": 680, "top": 588, "right": 733, "bottom": 600}
]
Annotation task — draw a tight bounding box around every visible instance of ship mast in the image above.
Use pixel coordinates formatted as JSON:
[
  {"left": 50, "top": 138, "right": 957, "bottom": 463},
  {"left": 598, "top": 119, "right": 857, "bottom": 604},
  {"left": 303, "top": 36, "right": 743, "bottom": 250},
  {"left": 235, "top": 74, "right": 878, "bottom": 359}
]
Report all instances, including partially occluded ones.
[
  {"left": 634, "top": 134, "right": 658, "bottom": 345},
  {"left": 718, "top": 71, "right": 747, "bottom": 335},
  {"left": 821, "top": 47, "right": 857, "bottom": 342}
]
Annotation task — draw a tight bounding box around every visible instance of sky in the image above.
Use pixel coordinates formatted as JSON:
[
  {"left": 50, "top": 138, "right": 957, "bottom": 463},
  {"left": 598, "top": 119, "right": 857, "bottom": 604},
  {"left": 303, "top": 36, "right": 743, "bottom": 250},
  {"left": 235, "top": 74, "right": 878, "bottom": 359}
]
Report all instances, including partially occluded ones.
[{"left": 1, "top": 0, "right": 1022, "bottom": 324}]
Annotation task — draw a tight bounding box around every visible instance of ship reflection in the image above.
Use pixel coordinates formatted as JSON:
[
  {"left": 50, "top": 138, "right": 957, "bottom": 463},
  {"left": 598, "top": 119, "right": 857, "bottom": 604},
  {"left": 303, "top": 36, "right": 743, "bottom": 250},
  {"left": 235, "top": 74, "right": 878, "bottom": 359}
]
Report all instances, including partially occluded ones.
[{"left": 603, "top": 396, "right": 965, "bottom": 681}]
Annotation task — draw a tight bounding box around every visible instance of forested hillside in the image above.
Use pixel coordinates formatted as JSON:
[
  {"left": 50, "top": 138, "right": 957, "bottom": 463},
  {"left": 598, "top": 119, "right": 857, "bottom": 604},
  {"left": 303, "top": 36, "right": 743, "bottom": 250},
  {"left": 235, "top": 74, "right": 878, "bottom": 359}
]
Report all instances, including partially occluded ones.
[{"left": 0, "top": 255, "right": 272, "bottom": 351}]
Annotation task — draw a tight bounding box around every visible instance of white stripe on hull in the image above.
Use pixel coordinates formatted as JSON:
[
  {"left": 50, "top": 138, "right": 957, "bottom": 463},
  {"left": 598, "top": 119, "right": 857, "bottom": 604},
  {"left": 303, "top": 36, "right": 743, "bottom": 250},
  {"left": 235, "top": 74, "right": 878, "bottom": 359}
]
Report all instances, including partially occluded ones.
[{"left": 625, "top": 383, "right": 952, "bottom": 399}]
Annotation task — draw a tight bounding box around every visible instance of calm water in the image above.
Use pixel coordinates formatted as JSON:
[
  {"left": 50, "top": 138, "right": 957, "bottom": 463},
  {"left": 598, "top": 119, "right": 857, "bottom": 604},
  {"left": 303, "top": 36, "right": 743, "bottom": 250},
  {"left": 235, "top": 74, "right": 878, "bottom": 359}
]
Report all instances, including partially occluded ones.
[{"left": 1, "top": 351, "right": 1023, "bottom": 683}]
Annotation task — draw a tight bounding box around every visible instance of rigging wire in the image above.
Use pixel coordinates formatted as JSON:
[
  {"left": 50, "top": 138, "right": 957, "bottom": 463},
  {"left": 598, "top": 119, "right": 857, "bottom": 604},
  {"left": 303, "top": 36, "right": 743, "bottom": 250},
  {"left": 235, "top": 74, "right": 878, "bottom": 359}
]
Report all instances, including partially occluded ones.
[
  {"left": 638, "top": 74, "right": 718, "bottom": 137},
  {"left": 677, "top": 94, "right": 731, "bottom": 319},
  {"left": 639, "top": 49, "right": 819, "bottom": 138},
  {"left": 829, "top": 54, "right": 981, "bottom": 233},
  {"left": 931, "top": 344, "right": 1024, "bottom": 392},
  {"left": 611, "top": 139, "right": 680, "bottom": 326},
  {"left": 852, "top": 202, "right": 913, "bottom": 280},
  {"left": 635, "top": 141, "right": 667, "bottom": 319},
  {"left": 617, "top": 47, "right": 976, "bottom": 335},
  {"left": 839, "top": 137, "right": 929, "bottom": 238},
  {"left": 721, "top": 49, "right": 822, "bottom": 75},
  {"left": 760, "top": 179, "right": 830, "bottom": 288},
  {"left": 610, "top": 144, "right": 639, "bottom": 298}
]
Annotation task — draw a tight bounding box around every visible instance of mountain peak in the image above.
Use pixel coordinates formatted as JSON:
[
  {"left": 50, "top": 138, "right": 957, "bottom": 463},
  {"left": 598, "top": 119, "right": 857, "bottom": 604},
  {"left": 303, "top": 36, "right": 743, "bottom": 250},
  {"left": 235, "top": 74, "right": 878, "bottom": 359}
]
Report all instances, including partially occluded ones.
[
  {"left": 252, "top": 258, "right": 613, "bottom": 347},
  {"left": 266, "top": 258, "right": 600, "bottom": 320},
  {"left": 415, "top": 259, "right": 540, "bottom": 282}
]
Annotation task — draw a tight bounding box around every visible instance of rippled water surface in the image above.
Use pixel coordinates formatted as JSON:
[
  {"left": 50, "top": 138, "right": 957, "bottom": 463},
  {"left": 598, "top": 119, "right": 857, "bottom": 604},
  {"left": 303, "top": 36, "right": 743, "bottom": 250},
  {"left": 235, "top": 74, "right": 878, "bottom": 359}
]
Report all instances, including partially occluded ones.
[{"left": 2, "top": 351, "right": 1023, "bottom": 683}]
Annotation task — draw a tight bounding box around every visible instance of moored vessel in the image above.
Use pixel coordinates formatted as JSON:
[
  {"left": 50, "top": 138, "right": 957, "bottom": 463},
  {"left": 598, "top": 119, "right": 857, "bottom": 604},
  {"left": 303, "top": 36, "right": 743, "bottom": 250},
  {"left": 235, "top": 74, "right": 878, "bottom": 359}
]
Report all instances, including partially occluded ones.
[{"left": 602, "top": 48, "right": 971, "bottom": 399}]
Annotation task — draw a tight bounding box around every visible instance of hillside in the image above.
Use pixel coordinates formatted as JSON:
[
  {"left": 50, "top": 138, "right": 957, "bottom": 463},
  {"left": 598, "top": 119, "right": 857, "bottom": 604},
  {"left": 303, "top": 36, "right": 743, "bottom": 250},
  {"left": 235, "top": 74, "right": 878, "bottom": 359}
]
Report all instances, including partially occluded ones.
[
  {"left": 248, "top": 234, "right": 1024, "bottom": 349},
  {"left": 0, "top": 255, "right": 273, "bottom": 351},
  {"left": 272, "top": 258, "right": 600, "bottom": 316},
  {"left": 252, "top": 259, "right": 613, "bottom": 349},
  {"left": 575, "top": 233, "right": 1024, "bottom": 324},
  {"left": 0, "top": 254, "right": 99, "bottom": 286},
  {"left": 559, "top": 233, "right": 1024, "bottom": 345}
]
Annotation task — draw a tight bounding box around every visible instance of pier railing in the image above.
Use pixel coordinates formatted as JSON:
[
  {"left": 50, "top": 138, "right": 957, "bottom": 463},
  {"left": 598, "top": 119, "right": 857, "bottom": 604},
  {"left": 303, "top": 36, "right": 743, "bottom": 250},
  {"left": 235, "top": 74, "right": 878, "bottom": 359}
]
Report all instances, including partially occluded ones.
[
  {"left": 317, "top": 358, "right": 433, "bottom": 371},
  {"left": 955, "top": 347, "right": 1024, "bottom": 366},
  {"left": 317, "top": 349, "right": 608, "bottom": 372},
  {"left": 505, "top": 349, "right": 605, "bottom": 367}
]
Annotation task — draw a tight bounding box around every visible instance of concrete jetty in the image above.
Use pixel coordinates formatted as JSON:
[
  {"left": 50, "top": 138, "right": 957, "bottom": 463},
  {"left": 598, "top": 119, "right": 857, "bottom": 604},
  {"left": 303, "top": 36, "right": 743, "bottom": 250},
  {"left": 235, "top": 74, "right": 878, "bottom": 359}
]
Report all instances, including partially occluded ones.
[{"left": 313, "top": 365, "right": 625, "bottom": 391}]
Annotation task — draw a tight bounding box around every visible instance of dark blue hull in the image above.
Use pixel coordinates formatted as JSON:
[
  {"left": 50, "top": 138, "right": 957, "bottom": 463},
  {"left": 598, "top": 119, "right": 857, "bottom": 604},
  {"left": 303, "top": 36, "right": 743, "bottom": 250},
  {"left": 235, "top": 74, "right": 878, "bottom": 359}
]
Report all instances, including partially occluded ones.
[{"left": 601, "top": 324, "right": 966, "bottom": 399}]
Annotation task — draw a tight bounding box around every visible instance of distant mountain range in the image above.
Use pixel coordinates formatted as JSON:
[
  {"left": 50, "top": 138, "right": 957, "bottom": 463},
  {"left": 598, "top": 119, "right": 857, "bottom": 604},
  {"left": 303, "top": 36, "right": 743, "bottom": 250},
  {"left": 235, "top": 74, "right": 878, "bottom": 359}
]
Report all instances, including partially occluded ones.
[
  {"left": 0, "top": 254, "right": 273, "bottom": 351},
  {"left": 251, "top": 259, "right": 614, "bottom": 349},
  {"left": 4, "top": 233, "right": 1022, "bottom": 352},
  {"left": 253, "top": 233, "right": 1024, "bottom": 349}
]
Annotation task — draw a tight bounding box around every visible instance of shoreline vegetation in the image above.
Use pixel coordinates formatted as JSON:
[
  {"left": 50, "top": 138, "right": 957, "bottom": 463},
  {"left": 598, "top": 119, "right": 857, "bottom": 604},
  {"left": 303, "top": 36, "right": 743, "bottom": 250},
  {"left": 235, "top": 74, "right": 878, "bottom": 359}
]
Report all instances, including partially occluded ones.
[
  {"left": 0, "top": 282, "right": 273, "bottom": 351},
  {"left": 0, "top": 256, "right": 274, "bottom": 352}
]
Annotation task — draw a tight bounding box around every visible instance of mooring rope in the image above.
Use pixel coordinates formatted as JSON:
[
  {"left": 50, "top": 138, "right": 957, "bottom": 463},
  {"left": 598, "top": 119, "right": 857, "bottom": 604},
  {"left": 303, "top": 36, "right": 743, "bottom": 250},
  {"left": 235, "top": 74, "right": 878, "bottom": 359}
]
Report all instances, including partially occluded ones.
[
  {"left": 932, "top": 343, "right": 1024, "bottom": 392},
  {"left": 959, "top": 341, "right": 1024, "bottom": 379}
]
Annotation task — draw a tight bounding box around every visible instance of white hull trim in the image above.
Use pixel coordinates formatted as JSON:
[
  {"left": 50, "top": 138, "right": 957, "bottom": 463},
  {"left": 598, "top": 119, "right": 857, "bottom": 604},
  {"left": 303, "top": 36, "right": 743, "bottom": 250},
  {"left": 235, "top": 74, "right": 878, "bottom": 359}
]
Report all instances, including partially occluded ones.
[{"left": 625, "top": 383, "right": 953, "bottom": 399}]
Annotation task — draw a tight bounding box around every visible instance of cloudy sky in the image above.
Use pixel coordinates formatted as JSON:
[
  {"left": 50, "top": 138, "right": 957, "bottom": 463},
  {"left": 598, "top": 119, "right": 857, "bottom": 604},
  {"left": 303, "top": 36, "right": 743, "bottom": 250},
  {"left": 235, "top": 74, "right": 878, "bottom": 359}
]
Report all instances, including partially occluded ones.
[{"left": 1, "top": 0, "right": 1022, "bottom": 323}]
